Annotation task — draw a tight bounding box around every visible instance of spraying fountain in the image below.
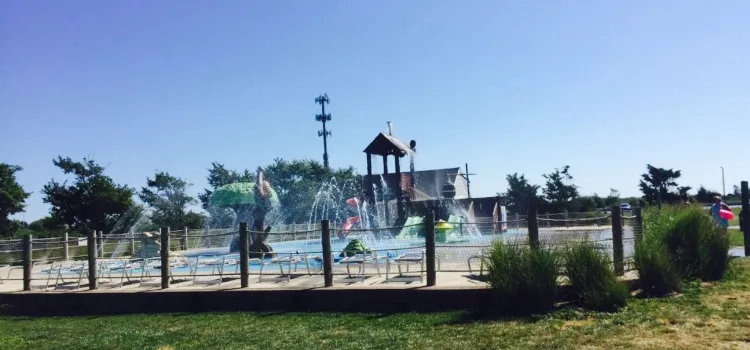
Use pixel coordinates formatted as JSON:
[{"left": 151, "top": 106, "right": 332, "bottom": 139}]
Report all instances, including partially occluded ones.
[{"left": 210, "top": 170, "right": 280, "bottom": 258}]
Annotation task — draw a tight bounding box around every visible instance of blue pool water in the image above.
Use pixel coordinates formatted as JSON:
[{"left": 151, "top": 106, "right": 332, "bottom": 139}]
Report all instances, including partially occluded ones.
[{"left": 48, "top": 227, "right": 635, "bottom": 276}]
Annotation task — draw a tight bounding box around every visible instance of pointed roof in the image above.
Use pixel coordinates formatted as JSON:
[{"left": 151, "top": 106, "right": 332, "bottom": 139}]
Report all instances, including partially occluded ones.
[{"left": 363, "top": 133, "right": 414, "bottom": 157}]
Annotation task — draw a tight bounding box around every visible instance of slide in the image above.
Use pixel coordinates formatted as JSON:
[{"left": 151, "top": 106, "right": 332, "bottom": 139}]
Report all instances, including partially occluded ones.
[
  {"left": 339, "top": 216, "right": 360, "bottom": 239},
  {"left": 398, "top": 216, "right": 424, "bottom": 238}
]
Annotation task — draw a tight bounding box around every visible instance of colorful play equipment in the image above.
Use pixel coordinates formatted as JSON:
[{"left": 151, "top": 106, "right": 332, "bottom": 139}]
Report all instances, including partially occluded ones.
[
  {"left": 720, "top": 209, "right": 734, "bottom": 220},
  {"left": 339, "top": 216, "right": 361, "bottom": 239},
  {"left": 435, "top": 220, "right": 453, "bottom": 243}
]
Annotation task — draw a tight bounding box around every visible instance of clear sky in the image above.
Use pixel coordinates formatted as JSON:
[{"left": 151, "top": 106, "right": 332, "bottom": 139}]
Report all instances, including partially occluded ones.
[{"left": 2, "top": 0, "right": 749, "bottom": 222}]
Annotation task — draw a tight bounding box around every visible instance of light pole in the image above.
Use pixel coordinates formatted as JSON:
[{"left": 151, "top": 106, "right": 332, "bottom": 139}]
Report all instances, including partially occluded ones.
[
  {"left": 314, "top": 94, "right": 332, "bottom": 169},
  {"left": 721, "top": 166, "right": 726, "bottom": 197}
]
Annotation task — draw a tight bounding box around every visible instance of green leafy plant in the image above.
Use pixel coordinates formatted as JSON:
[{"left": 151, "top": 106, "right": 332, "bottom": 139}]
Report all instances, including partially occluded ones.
[
  {"left": 563, "top": 241, "right": 628, "bottom": 311},
  {"left": 634, "top": 237, "right": 682, "bottom": 296},
  {"left": 485, "top": 241, "right": 559, "bottom": 314}
]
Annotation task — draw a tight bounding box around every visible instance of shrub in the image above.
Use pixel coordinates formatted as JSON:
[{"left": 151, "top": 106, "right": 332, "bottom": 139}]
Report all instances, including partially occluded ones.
[
  {"left": 661, "top": 206, "right": 730, "bottom": 281},
  {"left": 485, "top": 241, "right": 559, "bottom": 314},
  {"left": 634, "top": 237, "right": 682, "bottom": 296},
  {"left": 641, "top": 205, "right": 730, "bottom": 282},
  {"left": 563, "top": 241, "right": 628, "bottom": 311}
]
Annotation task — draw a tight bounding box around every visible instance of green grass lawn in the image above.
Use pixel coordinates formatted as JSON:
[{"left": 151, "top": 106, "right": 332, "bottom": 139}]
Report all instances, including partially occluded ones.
[
  {"left": 2, "top": 260, "right": 750, "bottom": 350},
  {"left": 729, "top": 229, "right": 744, "bottom": 247}
]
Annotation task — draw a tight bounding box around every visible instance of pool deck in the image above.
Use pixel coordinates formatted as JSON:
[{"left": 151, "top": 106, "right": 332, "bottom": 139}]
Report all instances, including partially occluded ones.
[{"left": 0, "top": 261, "right": 494, "bottom": 293}]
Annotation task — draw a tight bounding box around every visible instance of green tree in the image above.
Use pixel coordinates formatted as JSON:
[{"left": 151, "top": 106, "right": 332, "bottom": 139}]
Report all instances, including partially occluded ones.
[
  {"left": 42, "top": 157, "right": 136, "bottom": 234},
  {"left": 604, "top": 189, "right": 621, "bottom": 207},
  {"left": 262, "top": 158, "right": 361, "bottom": 224},
  {"left": 22, "top": 216, "right": 68, "bottom": 238},
  {"left": 139, "top": 171, "right": 197, "bottom": 229},
  {"left": 542, "top": 165, "right": 579, "bottom": 213},
  {"left": 695, "top": 186, "right": 721, "bottom": 203},
  {"left": 184, "top": 211, "right": 206, "bottom": 229},
  {"left": 0, "top": 163, "right": 32, "bottom": 237},
  {"left": 639, "top": 164, "right": 682, "bottom": 204},
  {"left": 504, "top": 173, "right": 540, "bottom": 215}
]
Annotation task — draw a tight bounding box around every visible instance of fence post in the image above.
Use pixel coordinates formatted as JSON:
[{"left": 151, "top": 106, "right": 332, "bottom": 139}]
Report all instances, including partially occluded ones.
[
  {"left": 528, "top": 206, "right": 539, "bottom": 248},
  {"left": 545, "top": 212, "right": 550, "bottom": 228},
  {"left": 87, "top": 230, "right": 98, "bottom": 290},
  {"left": 239, "top": 222, "right": 249, "bottom": 288},
  {"left": 633, "top": 207, "right": 643, "bottom": 246},
  {"left": 611, "top": 205, "right": 624, "bottom": 276},
  {"left": 182, "top": 227, "right": 188, "bottom": 250},
  {"left": 63, "top": 231, "right": 70, "bottom": 261},
  {"left": 160, "top": 227, "right": 170, "bottom": 289},
  {"left": 22, "top": 235, "right": 32, "bottom": 291},
  {"left": 97, "top": 230, "right": 104, "bottom": 258},
  {"left": 425, "top": 212, "right": 436, "bottom": 286},
  {"left": 131, "top": 234, "right": 136, "bottom": 257},
  {"left": 514, "top": 213, "right": 520, "bottom": 229},
  {"left": 321, "top": 220, "right": 333, "bottom": 287},
  {"left": 741, "top": 181, "right": 749, "bottom": 257}
]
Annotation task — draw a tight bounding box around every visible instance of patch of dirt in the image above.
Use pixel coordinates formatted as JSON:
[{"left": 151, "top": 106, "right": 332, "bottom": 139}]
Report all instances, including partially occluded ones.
[{"left": 558, "top": 318, "right": 594, "bottom": 330}]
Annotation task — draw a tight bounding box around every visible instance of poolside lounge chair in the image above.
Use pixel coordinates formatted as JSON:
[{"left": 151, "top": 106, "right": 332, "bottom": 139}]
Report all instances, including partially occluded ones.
[
  {"left": 385, "top": 250, "right": 441, "bottom": 283},
  {"left": 339, "top": 251, "right": 386, "bottom": 283},
  {"left": 139, "top": 257, "right": 186, "bottom": 288},
  {"left": 259, "top": 253, "right": 321, "bottom": 283},
  {"left": 468, "top": 249, "right": 489, "bottom": 276},
  {"left": 0, "top": 264, "right": 24, "bottom": 285}
]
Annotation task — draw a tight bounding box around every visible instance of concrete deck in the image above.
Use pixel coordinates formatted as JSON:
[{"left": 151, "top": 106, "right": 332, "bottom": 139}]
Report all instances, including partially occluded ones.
[{"left": 0, "top": 261, "right": 493, "bottom": 293}]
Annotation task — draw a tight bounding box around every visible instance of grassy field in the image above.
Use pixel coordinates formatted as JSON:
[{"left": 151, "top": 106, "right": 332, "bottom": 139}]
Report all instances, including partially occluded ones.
[
  {"left": 729, "top": 229, "right": 744, "bottom": 247},
  {"left": 1, "top": 260, "right": 750, "bottom": 350}
]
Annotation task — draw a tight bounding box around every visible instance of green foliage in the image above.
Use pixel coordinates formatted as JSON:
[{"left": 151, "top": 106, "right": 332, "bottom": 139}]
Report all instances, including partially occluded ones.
[
  {"left": 139, "top": 171, "right": 197, "bottom": 229},
  {"left": 504, "top": 173, "right": 541, "bottom": 215},
  {"left": 563, "top": 241, "right": 628, "bottom": 311},
  {"left": 183, "top": 211, "right": 206, "bottom": 229},
  {"left": 486, "top": 241, "right": 559, "bottom": 314},
  {"left": 634, "top": 236, "right": 683, "bottom": 296},
  {"left": 0, "top": 163, "right": 32, "bottom": 237},
  {"left": 637, "top": 205, "right": 730, "bottom": 296},
  {"left": 197, "top": 162, "right": 254, "bottom": 209},
  {"left": 199, "top": 159, "right": 360, "bottom": 225},
  {"left": 639, "top": 164, "right": 683, "bottom": 204},
  {"left": 695, "top": 186, "right": 722, "bottom": 203},
  {"left": 262, "top": 158, "right": 361, "bottom": 224},
  {"left": 41, "top": 156, "right": 136, "bottom": 234},
  {"left": 604, "top": 189, "right": 621, "bottom": 207},
  {"left": 658, "top": 206, "right": 729, "bottom": 281},
  {"left": 542, "top": 165, "right": 579, "bottom": 213}
]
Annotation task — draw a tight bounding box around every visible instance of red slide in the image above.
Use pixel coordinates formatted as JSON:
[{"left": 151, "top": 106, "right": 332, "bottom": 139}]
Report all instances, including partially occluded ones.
[{"left": 339, "top": 216, "right": 360, "bottom": 239}]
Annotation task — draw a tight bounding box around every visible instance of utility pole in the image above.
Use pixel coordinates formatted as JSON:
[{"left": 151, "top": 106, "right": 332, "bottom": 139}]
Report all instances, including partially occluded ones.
[
  {"left": 448, "top": 163, "right": 477, "bottom": 199},
  {"left": 315, "top": 94, "right": 332, "bottom": 169},
  {"left": 721, "top": 166, "right": 726, "bottom": 197}
]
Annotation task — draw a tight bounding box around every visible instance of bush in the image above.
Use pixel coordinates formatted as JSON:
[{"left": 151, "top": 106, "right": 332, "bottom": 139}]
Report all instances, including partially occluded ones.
[
  {"left": 485, "top": 241, "right": 559, "bottom": 314},
  {"left": 634, "top": 237, "right": 682, "bottom": 296},
  {"left": 659, "top": 206, "right": 730, "bottom": 281},
  {"left": 563, "top": 241, "right": 628, "bottom": 311}
]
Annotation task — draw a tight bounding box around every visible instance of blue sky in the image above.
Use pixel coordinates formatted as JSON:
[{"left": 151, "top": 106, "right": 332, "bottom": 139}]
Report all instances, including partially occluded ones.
[{"left": 2, "top": 0, "right": 749, "bottom": 222}]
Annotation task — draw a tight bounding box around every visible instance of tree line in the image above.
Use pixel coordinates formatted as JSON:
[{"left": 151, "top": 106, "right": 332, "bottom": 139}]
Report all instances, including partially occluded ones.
[
  {"left": 502, "top": 164, "right": 742, "bottom": 215},
  {"left": 0, "top": 159, "right": 742, "bottom": 238},
  {"left": 0, "top": 157, "right": 359, "bottom": 238}
]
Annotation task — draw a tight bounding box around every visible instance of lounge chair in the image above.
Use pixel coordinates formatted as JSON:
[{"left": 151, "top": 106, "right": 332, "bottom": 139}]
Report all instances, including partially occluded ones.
[
  {"left": 259, "top": 253, "right": 321, "bottom": 283},
  {"left": 339, "top": 251, "right": 386, "bottom": 283}
]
